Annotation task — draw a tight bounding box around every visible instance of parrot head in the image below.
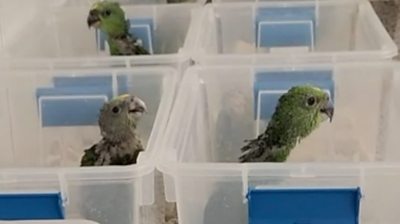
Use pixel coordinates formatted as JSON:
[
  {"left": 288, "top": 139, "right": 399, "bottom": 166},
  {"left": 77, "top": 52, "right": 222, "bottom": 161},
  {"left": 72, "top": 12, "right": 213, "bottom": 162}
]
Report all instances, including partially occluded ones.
[
  {"left": 98, "top": 94, "right": 147, "bottom": 141},
  {"left": 271, "top": 85, "right": 334, "bottom": 139},
  {"left": 87, "top": 1, "right": 126, "bottom": 36}
]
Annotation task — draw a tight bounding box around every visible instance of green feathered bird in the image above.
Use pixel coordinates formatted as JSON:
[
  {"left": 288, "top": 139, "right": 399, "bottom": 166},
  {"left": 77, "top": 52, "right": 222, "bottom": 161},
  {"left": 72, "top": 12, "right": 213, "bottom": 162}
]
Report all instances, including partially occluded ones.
[
  {"left": 80, "top": 94, "right": 147, "bottom": 166},
  {"left": 239, "top": 85, "right": 334, "bottom": 163},
  {"left": 87, "top": 1, "right": 150, "bottom": 56}
]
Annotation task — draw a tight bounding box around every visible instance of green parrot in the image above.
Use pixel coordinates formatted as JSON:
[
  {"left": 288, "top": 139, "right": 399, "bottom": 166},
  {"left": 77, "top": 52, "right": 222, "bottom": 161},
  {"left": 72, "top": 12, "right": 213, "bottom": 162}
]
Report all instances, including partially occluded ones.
[
  {"left": 239, "top": 85, "right": 334, "bottom": 163},
  {"left": 80, "top": 94, "right": 147, "bottom": 166},
  {"left": 87, "top": 1, "right": 150, "bottom": 56}
]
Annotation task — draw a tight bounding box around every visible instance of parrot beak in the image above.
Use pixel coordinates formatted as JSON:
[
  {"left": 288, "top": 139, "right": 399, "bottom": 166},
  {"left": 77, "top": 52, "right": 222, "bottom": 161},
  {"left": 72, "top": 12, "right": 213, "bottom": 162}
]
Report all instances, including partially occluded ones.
[
  {"left": 320, "top": 100, "right": 334, "bottom": 122},
  {"left": 129, "top": 96, "right": 147, "bottom": 116},
  {"left": 87, "top": 9, "right": 101, "bottom": 28}
]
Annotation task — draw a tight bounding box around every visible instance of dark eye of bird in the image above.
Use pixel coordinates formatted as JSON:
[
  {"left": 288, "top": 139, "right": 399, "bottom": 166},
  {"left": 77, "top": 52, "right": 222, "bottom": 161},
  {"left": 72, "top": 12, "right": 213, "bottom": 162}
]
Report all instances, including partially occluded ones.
[
  {"left": 112, "top": 106, "right": 120, "bottom": 114},
  {"left": 306, "top": 96, "right": 316, "bottom": 106},
  {"left": 103, "top": 9, "right": 112, "bottom": 17}
]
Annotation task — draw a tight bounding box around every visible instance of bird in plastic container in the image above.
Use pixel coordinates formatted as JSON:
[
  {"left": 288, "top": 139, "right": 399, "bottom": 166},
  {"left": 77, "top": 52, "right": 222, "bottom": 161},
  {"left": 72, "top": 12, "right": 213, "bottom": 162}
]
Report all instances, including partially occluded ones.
[
  {"left": 80, "top": 94, "right": 147, "bottom": 166},
  {"left": 87, "top": 1, "right": 150, "bottom": 56},
  {"left": 239, "top": 85, "right": 334, "bottom": 163}
]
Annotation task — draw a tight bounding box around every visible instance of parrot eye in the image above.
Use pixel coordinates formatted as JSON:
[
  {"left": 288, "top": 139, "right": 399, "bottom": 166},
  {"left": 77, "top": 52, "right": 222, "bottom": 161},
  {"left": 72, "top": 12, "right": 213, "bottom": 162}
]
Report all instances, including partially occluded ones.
[
  {"left": 103, "top": 9, "right": 112, "bottom": 17},
  {"left": 112, "top": 106, "right": 120, "bottom": 114},
  {"left": 306, "top": 96, "right": 316, "bottom": 107}
]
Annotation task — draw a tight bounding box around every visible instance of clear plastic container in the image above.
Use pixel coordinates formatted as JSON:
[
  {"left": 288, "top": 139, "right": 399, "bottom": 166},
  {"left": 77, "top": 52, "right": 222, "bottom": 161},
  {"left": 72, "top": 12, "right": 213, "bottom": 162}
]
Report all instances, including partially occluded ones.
[
  {"left": 158, "top": 62, "right": 400, "bottom": 224},
  {"left": 184, "top": 0, "right": 398, "bottom": 64},
  {"left": 0, "top": 2, "right": 197, "bottom": 70},
  {"left": 0, "top": 66, "right": 177, "bottom": 224}
]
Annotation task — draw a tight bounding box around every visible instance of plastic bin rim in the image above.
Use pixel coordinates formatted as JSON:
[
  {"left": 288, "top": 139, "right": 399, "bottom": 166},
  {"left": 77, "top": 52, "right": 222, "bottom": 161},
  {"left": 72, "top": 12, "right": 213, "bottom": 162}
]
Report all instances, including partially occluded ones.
[
  {"left": 157, "top": 162, "right": 400, "bottom": 177},
  {"left": 191, "top": 50, "right": 398, "bottom": 62},
  {"left": 0, "top": 54, "right": 189, "bottom": 70},
  {"left": 185, "top": 61, "right": 399, "bottom": 72},
  {"left": 0, "top": 66, "right": 179, "bottom": 77},
  {"left": 0, "top": 161, "right": 155, "bottom": 181},
  {"left": 39, "top": 2, "right": 201, "bottom": 8},
  {"left": 204, "top": 0, "right": 367, "bottom": 6}
]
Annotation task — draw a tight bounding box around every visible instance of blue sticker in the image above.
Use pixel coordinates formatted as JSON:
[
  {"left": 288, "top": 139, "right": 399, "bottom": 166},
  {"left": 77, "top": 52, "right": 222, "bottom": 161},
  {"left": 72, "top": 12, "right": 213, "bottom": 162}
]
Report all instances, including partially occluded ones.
[
  {"left": 53, "top": 74, "right": 112, "bottom": 87},
  {"left": 36, "top": 75, "right": 129, "bottom": 127},
  {"left": 36, "top": 86, "right": 110, "bottom": 127},
  {"left": 0, "top": 192, "right": 64, "bottom": 220},
  {"left": 255, "top": 6, "right": 316, "bottom": 49},
  {"left": 96, "top": 29, "right": 107, "bottom": 51},
  {"left": 117, "top": 75, "right": 129, "bottom": 94},
  {"left": 247, "top": 187, "right": 361, "bottom": 224}
]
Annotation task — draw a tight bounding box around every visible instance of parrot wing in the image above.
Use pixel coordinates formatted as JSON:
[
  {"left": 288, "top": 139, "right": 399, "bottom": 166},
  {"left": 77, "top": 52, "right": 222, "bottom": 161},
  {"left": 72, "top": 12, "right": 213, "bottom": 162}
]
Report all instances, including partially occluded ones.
[
  {"left": 80, "top": 143, "right": 100, "bottom": 166},
  {"left": 239, "top": 134, "right": 270, "bottom": 163},
  {"left": 110, "top": 34, "right": 150, "bottom": 56},
  {"left": 80, "top": 138, "right": 145, "bottom": 166}
]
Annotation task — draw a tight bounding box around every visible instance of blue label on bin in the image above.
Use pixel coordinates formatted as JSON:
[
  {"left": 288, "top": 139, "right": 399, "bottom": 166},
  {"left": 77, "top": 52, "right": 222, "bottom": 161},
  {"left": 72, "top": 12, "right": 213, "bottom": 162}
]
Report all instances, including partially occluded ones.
[
  {"left": 36, "top": 75, "right": 129, "bottom": 127},
  {"left": 255, "top": 6, "right": 316, "bottom": 49},
  {"left": 247, "top": 187, "right": 361, "bottom": 224},
  {"left": 253, "top": 69, "right": 334, "bottom": 120},
  {"left": 97, "top": 18, "right": 154, "bottom": 54},
  {"left": 0, "top": 192, "right": 64, "bottom": 220}
]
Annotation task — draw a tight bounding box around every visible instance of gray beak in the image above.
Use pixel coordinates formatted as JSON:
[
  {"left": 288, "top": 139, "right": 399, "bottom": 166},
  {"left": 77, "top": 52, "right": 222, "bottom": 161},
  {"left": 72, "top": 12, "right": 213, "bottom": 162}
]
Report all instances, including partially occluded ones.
[
  {"left": 129, "top": 97, "right": 147, "bottom": 115},
  {"left": 87, "top": 9, "right": 100, "bottom": 28},
  {"left": 320, "top": 100, "right": 334, "bottom": 122}
]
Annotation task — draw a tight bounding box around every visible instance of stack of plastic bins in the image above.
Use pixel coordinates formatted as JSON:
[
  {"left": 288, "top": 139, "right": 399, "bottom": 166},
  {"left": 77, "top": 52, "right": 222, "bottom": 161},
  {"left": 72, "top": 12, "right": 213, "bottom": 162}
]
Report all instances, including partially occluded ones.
[
  {"left": 158, "top": 62, "right": 400, "bottom": 224},
  {"left": 0, "top": 66, "right": 177, "bottom": 224},
  {"left": 183, "top": 0, "right": 398, "bottom": 65},
  {"left": 0, "top": 1, "right": 198, "bottom": 73}
]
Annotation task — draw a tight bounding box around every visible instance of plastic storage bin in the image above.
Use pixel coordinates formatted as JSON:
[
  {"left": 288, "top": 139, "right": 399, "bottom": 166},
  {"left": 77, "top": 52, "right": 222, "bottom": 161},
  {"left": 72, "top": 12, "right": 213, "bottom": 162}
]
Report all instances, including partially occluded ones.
[
  {"left": 0, "top": 66, "right": 177, "bottom": 224},
  {"left": 0, "top": 1, "right": 197, "bottom": 70},
  {"left": 158, "top": 62, "right": 400, "bottom": 224},
  {"left": 184, "top": 0, "right": 398, "bottom": 65}
]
